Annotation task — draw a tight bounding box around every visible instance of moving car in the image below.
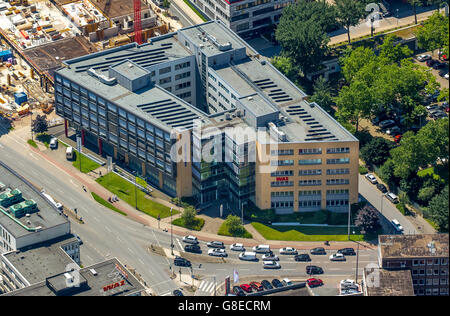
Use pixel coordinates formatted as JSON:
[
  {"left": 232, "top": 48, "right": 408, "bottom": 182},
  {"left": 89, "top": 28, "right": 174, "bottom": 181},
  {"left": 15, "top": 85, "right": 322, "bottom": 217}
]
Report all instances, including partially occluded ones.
[
  {"left": 329, "top": 253, "right": 346, "bottom": 261},
  {"left": 184, "top": 244, "right": 201, "bottom": 254},
  {"left": 263, "top": 260, "right": 281, "bottom": 269},
  {"left": 262, "top": 252, "right": 279, "bottom": 261},
  {"left": 379, "top": 119, "right": 396, "bottom": 129},
  {"left": 391, "top": 219, "right": 404, "bottom": 233},
  {"left": 173, "top": 289, "right": 184, "bottom": 296},
  {"left": 417, "top": 54, "right": 431, "bottom": 62},
  {"left": 337, "top": 248, "right": 356, "bottom": 256},
  {"left": 233, "top": 286, "right": 245, "bottom": 296},
  {"left": 386, "top": 192, "right": 399, "bottom": 204},
  {"left": 295, "top": 253, "right": 311, "bottom": 262},
  {"left": 182, "top": 235, "right": 199, "bottom": 244},
  {"left": 279, "top": 247, "right": 298, "bottom": 255},
  {"left": 250, "top": 282, "right": 264, "bottom": 292},
  {"left": 282, "top": 278, "right": 293, "bottom": 286},
  {"left": 230, "top": 243, "right": 245, "bottom": 251},
  {"left": 307, "top": 278, "right": 323, "bottom": 287},
  {"left": 310, "top": 247, "right": 326, "bottom": 255},
  {"left": 376, "top": 183, "right": 388, "bottom": 193},
  {"left": 49, "top": 137, "right": 58, "bottom": 149},
  {"left": 208, "top": 248, "right": 227, "bottom": 257},
  {"left": 239, "top": 251, "right": 257, "bottom": 261},
  {"left": 365, "top": 173, "right": 378, "bottom": 184},
  {"left": 271, "top": 279, "right": 283, "bottom": 288},
  {"left": 252, "top": 244, "right": 271, "bottom": 253},
  {"left": 207, "top": 241, "right": 225, "bottom": 249},
  {"left": 261, "top": 280, "right": 273, "bottom": 290},
  {"left": 239, "top": 284, "right": 252, "bottom": 293},
  {"left": 174, "top": 256, "right": 191, "bottom": 267},
  {"left": 306, "top": 265, "right": 323, "bottom": 274}
]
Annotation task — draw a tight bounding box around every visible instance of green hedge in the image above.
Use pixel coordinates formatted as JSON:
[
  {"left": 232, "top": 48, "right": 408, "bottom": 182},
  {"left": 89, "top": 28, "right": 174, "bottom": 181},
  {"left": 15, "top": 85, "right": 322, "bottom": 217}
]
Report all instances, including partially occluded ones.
[
  {"left": 172, "top": 217, "right": 205, "bottom": 231},
  {"left": 27, "top": 139, "right": 38, "bottom": 148},
  {"left": 218, "top": 221, "right": 253, "bottom": 238},
  {"left": 91, "top": 192, "right": 127, "bottom": 216}
]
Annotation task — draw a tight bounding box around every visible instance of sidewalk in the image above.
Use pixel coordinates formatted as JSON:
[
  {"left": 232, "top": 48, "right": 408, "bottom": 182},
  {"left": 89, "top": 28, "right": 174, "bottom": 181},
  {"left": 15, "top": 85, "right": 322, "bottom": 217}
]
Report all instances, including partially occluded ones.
[{"left": 171, "top": 0, "right": 205, "bottom": 25}]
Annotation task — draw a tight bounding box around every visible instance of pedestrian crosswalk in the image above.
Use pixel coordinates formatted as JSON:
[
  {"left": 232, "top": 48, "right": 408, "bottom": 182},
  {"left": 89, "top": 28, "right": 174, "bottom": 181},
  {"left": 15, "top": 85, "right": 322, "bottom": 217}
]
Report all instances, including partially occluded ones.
[{"left": 198, "top": 280, "right": 216, "bottom": 294}]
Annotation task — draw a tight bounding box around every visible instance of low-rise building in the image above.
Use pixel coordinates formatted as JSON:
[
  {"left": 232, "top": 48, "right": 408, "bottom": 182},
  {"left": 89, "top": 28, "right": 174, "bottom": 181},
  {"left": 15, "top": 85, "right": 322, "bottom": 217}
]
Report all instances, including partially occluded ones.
[
  {"left": 363, "top": 268, "right": 414, "bottom": 296},
  {"left": 379, "top": 234, "right": 449, "bottom": 296}
]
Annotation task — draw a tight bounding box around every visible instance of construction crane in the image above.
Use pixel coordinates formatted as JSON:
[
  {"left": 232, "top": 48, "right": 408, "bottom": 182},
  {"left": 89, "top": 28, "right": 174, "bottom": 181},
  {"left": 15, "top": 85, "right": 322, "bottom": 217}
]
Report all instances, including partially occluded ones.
[{"left": 134, "top": 0, "right": 143, "bottom": 45}]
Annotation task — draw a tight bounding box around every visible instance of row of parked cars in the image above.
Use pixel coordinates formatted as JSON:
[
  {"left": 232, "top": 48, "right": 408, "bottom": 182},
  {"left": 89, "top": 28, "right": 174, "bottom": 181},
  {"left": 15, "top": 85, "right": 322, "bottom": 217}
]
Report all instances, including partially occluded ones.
[
  {"left": 232, "top": 277, "right": 324, "bottom": 296},
  {"left": 365, "top": 173, "right": 399, "bottom": 204}
]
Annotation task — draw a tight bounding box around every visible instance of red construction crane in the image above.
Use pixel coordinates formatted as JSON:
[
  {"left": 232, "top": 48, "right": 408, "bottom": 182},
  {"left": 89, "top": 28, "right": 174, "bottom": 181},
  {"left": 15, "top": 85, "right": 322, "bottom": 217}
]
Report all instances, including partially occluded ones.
[{"left": 134, "top": 0, "right": 143, "bottom": 45}]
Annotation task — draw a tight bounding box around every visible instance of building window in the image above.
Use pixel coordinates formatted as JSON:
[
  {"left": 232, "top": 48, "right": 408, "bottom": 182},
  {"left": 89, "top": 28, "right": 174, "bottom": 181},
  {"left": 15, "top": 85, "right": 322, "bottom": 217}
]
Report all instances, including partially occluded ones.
[
  {"left": 327, "top": 158, "right": 350, "bottom": 164},
  {"left": 299, "top": 159, "right": 322, "bottom": 165},
  {"left": 299, "top": 180, "right": 322, "bottom": 186},
  {"left": 271, "top": 160, "right": 294, "bottom": 166},
  {"left": 299, "top": 169, "right": 322, "bottom": 176},
  {"left": 327, "top": 147, "right": 350, "bottom": 154},
  {"left": 159, "top": 66, "right": 171, "bottom": 74},
  {"left": 299, "top": 148, "right": 322, "bottom": 155}
]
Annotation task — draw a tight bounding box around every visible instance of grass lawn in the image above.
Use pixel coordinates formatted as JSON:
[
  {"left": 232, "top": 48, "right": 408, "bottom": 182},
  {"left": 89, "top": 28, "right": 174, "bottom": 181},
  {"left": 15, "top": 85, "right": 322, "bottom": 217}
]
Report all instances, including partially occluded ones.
[
  {"left": 183, "top": 0, "right": 208, "bottom": 21},
  {"left": 91, "top": 192, "right": 127, "bottom": 216},
  {"left": 418, "top": 165, "right": 448, "bottom": 183},
  {"left": 72, "top": 151, "right": 100, "bottom": 173},
  {"left": 251, "top": 222, "right": 364, "bottom": 242},
  {"left": 36, "top": 133, "right": 51, "bottom": 148},
  {"left": 27, "top": 139, "right": 38, "bottom": 148},
  {"left": 96, "top": 172, "right": 177, "bottom": 219},
  {"left": 218, "top": 222, "right": 253, "bottom": 239},
  {"left": 172, "top": 217, "right": 205, "bottom": 231}
]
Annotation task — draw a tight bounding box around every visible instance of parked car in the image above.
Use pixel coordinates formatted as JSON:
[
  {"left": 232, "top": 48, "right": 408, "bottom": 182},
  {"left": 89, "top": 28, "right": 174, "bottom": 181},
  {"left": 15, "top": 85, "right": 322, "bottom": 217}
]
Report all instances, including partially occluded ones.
[
  {"left": 306, "top": 265, "right": 324, "bottom": 274},
  {"left": 207, "top": 241, "right": 225, "bottom": 249},
  {"left": 239, "top": 284, "right": 252, "bottom": 293},
  {"left": 271, "top": 279, "right": 283, "bottom": 288},
  {"left": 445, "top": 73, "right": 449, "bottom": 80},
  {"left": 250, "top": 282, "right": 264, "bottom": 292},
  {"left": 261, "top": 280, "right": 273, "bottom": 290},
  {"left": 49, "top": 137, "right": 58, "bottom": 149},
  {"left": 208, "top": 248, "right": 227, "bottom": 257},
  {"left": 330, "top": 253, "right": 346, "bottom": 261},
  {"left": 426, "top": 104, "right": 441, "bottom": 111},
  {"left": 173, "top": 289, "right": 184, "bottom": 296},
  {"left": 426, "top": 59, "right": 438, "bottom": 67},
  {"left": 263, "top": 260, "right": 281, "bottom": 269},
  {"left": 417, "top": 54, "right": 431, "bottom": 62},
  {"left": 376, "top": 183, "right": 388, "bottom": 193},
  {"left": 239, "top": 251, "right": 257, "bottom": 261},
  {"left": 379, "top": 119, "right": 396, "bottom": 129},
  {"left": 340, "top": 279, "right": 356, "bottom": 287},
  {"left": 310, "top": 247, "right": 326, "bottom": 255},
  {"left": 174, "top": 256, "right": 191, "bottom": 267},
  {"left": 338, "top": 248, "right": 356, "bottom": 256},
  {"left": 262, "top": 253, "right": 279, "bottom": 261},
  {"left": 282, "top": 278, "right": 293, "bottom": 286},
  {"left": 433, "top": 62, "right": 446, "bottom": 70},
  {"left": 394, "top": 134, "right": 402, "bottom": 143},
  {"left": 233, "top": 286, "right": 245, "bottom": 296},
  {"left": 439, "top": 69, "right": 449, "bottom": 77},
  {"left": 391, "top": 219, "right": 404, "bottom": 233},
  {"left": 385, "top": 192, "right": 399, "bottom": 204},
  {"left": 182, "top": 235, "right": 198, "bottom": 244},
  {"left": 184, "top": 244, "right": 201, "bottom": 254},
  {"left": 365, "top": 173, "right": 378, "bottom": 184},
  {"left": 294, "top": 253, "right": 311, "bottom": 262},
  {"left": 75, "top": 234, "right": 83, "bottom": 245},
  {"left": 432, "top": 111, "right": 448, "bottom": 119},
  {"left": 279, "top": 247, "right": 297, "bottom": 255},
  {"left": 386, "top": 126, "right": 401, "bottom": 136},
  {"left": 230, "top": 243, "right": 245, "bottom": 251},
  {"left": 307, "top": 278, "right": 324, "bottom": 287}
]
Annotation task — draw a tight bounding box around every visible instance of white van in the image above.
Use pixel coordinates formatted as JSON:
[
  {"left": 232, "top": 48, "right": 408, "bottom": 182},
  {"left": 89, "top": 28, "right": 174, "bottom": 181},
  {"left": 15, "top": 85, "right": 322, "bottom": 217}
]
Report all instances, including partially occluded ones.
[
  {"left": 66, "top": 146, "right": 74, "bottom": 160},
  {"left": 391, "top": 219, "right": 404, "bottom": 233},
  {"left": 252, "top": 245, "right": 271, "bottom": 253},
  {"left": 386, "top": 192, "right": 399, "bottom": 204},
  {"left": 49, "top": 137, "right": 57, "bottom": 149},
  {"left": 238, "top": 251, "right": 257, "bottom": 261}
]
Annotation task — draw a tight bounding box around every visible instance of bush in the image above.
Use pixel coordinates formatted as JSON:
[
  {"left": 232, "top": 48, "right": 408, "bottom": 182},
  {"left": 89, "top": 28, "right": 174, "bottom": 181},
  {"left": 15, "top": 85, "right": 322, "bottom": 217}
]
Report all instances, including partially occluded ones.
[
  {"left": 172, "top": 217, "right": 205, "bottom": 231},
  {"left": 354, "top": 130, "right": 373, "bottom": 148},
  {"left": 359, "top": 165, "right": 368, "bottom": 174}
]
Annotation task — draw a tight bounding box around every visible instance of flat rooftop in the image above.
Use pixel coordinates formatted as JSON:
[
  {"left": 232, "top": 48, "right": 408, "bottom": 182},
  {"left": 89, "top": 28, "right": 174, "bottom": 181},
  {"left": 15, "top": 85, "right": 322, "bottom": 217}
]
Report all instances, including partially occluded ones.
[
  {"left": 0, "top": 163, "right": 69, "bottom": 239},
  {"left": 23, "top": 36, "right": 97, "bottom": 78},
  {"left": 3, "top": 258, "right": 144, "bottom": 296},
  {"left": 364, "top": 269, "right": 414, "bottom": 296},
  {"left": 2, "top": 235, "right": 78, "bottom": 285},
  {"left": 379, "top": 234, "right": 449, "bottom": 259}
]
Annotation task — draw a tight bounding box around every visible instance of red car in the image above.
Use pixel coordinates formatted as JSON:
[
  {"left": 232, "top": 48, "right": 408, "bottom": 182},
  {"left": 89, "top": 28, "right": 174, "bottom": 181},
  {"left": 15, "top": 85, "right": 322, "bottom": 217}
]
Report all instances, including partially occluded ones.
[
  {"left": 240, "top": 284, "right": 253, "bottom": 293},
  {"left": 249, "top": 281, "right": 264, "bottom": 292},
  {"left": 307, "top": 278, "right": 324, "bottom": 287},
  {"left": 394, "top": 134, "right": 402, "bottom": 143}
]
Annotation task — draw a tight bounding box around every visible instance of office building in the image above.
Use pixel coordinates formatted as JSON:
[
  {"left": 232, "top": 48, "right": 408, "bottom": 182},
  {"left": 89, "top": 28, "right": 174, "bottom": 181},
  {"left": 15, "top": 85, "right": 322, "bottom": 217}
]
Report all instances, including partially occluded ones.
[{"left": 54, "top": 20, "right": 358, "bottom": 214}]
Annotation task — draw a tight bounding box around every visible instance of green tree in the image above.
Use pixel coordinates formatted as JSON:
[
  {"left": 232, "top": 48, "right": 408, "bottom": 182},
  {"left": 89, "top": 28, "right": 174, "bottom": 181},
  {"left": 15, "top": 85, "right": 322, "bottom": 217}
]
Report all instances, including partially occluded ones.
[
  {"left": 415, "top": 12, "right": 449, "bottom": 56},
  {"left": 271, "top": 55, "right": 298, "bottom": 81},
  {"left": 181, "top": 205, "right": 197, "bottom": 228},
  {"left": 335, "top": 79, "right": 375, "bottom": 131},
  {"left": 418, "top": 186, "right": 436, "bottom": 205},
  {"left": 360, "top": 137, "right": 395, "bottom": 166},
  {"left": 162, "top": 0, "right": 170, "bottom": 9},
  {"left": 224, "top": 215, "right": 245, "bottom": 236},
  {"left": 31, "top": 114, "right": 48, "bottom": 135},
  {"left": 340, "top": 46, "right": 378, "bottom": 84},
  {"left": 275, "top": 3, "right": 330, "bottom": 75},
  {"left": 427, "top": 186, "right": 449, "bottom": 232},
  {"left": 355, "top": 205, "right": 381, "bottom": 234},
  {"left": 378, "top": 34, "right": 413, "bottom": 64},
  {"left": 379, "top": 158, "right": 397, "bottom": 188},
  {"left": 334, "top": 0, "right": 366, "bottom": 44},
  {"left": 310, "top": 77, "right": 334, "bottom": 113}
]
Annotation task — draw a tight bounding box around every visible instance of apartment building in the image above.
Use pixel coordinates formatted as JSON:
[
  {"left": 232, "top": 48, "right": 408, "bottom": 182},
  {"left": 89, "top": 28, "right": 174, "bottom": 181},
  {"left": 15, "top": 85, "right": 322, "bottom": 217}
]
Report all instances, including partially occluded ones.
[
  {"left": 379, "top": 234, "right": 449, "bottom": 296},
  {"left": 54, "top": 20, "right": 358, "bottom": 214},
  {"left": 190, "top": 0, "right": 294, "bottom": 38}
]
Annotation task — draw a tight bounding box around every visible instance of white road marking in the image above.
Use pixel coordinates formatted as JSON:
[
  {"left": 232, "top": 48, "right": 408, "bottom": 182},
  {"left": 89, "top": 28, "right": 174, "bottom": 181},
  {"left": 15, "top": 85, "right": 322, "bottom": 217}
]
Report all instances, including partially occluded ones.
[
  {"left": 139, "top": 258, "right": 145, "bottom": 265},
  {"left": 176, "top": 238, "right": 183, "bottom": 251},
  {"left": 128, "top": 247, "right": 135, "bottom": 255},
  {"left": 105, "top": 226, "right": 112, "bottom": 233},
  {"left": 160, "top": 291, "right": 171, "bottom": 296},
  {"left": 29, "top": 153, "right": 38, "bottom": 160}
]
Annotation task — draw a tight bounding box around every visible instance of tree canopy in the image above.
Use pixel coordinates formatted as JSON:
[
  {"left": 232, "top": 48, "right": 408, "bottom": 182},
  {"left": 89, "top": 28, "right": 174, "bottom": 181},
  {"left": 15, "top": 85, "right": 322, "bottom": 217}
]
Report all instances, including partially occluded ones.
[
  {"left": 31, "top": 114, "right": 48, "bottom": 135},
  {"left": 415, "top": 12, "right": 449, "bottom": 56},
  {"left": 334, "top": 0, "right": 367, "bottom": 44}
]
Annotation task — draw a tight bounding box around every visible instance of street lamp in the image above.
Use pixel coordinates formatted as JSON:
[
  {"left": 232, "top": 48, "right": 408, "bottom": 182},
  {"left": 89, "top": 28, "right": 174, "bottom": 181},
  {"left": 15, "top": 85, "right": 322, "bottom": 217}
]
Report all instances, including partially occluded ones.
[
  {"left": 370, "top": 16, "right": 375, "bottom": 38},
  {"left": 396, "top": 8, "right": 399, "bottom": 25},
  {"left": 133, "top": 171, "right": 138, "bottom": 211},
  {"left": 353, "top": 230, "right": 360, "bottom": 283},
  {"left": 170, "top": 206, "right": 174, "bottom": 255},
  {"left": 347, "top": 202, "right": 351, "bottom": 240}
]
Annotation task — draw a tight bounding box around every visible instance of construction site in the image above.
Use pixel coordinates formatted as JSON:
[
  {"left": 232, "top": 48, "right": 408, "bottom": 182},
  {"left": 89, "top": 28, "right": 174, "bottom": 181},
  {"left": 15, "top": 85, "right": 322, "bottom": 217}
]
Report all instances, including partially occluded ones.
[{"left": 0, "top": 0, "right": 171, "bottom": 123}]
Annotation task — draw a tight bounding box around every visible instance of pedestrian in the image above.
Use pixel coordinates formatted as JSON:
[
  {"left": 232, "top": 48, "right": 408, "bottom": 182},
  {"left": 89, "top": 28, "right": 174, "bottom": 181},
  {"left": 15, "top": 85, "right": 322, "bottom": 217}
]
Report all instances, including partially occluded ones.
[{"left": 99, "top": 171, "right": 102, "bottom": 176}]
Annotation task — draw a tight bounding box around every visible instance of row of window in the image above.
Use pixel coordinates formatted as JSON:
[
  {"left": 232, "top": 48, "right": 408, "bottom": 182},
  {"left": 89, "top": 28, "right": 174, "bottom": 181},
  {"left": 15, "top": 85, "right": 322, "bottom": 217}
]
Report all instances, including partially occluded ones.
[
  {"left": 413, "top": 258, "right": 448, "bottom": 266},
  {"left": 270, "top": 189, "right": 349, "bottom": 197},
  {"left": 412, "top": 268, "right": 449, "bottom": 276},
  {"left": 270, "top": 199, "right": 349, "bottom": 208},
  {"left": 270, "top": 148, "right": 350, "bottom": 156},
  {"left": 270, "top": 169, "right": 350, "bottom": 176},
  {"left": 271, "top": 179, "right": 350, "bottom": 187}
]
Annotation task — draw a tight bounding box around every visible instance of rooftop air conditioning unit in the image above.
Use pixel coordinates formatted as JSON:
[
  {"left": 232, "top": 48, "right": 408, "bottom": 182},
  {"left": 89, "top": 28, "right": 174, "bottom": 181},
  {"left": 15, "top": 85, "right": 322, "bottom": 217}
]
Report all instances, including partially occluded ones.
[
  {"left": 247, "top": 97, "right": 253, "bottom": 101},
  {"left": 90, "top": 269, "right": 98, "bottom": 276}
]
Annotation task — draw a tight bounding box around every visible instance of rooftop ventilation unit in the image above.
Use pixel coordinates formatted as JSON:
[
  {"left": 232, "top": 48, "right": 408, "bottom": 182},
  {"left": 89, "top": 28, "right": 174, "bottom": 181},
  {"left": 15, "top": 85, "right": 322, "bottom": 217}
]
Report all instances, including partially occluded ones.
[
  {"left": 64, "top": 273, "right": 74, "bottom": 283},
  {"left": 268, "top": 122, "right": 287, "bottom": 142},
  {"left": 90, "top": 269, "right": 98, "bottom": 276},
  {"left": 87, "top": 68, "right": 117, "bottom": 86}
]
